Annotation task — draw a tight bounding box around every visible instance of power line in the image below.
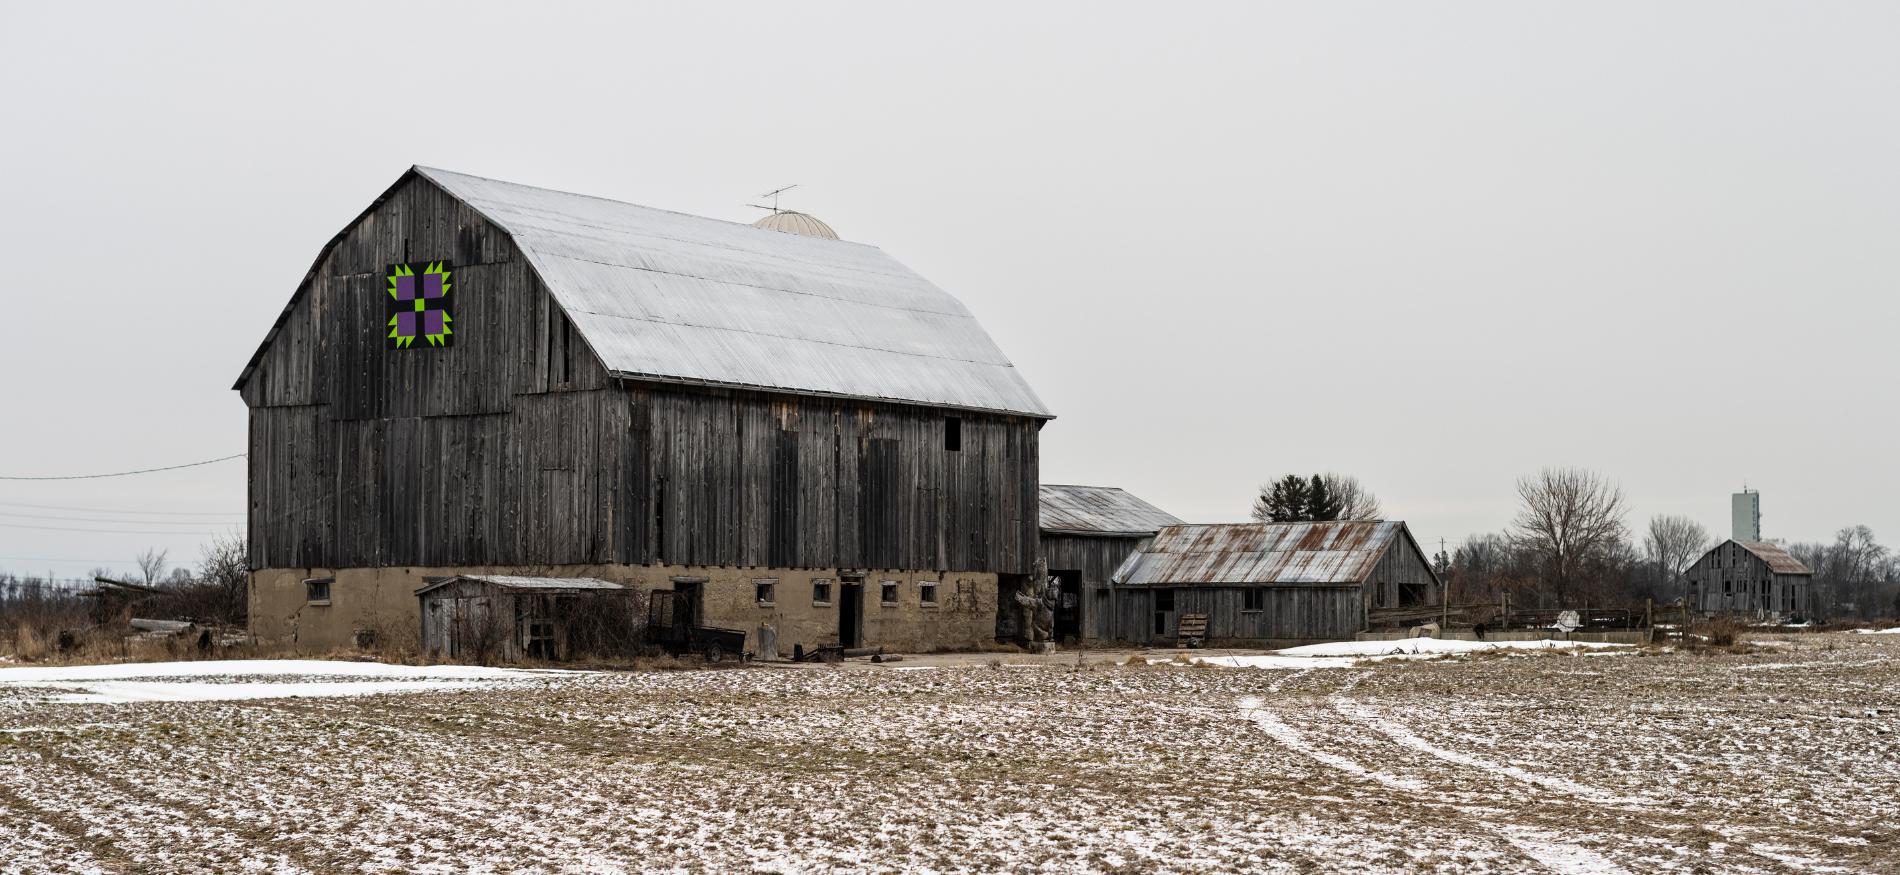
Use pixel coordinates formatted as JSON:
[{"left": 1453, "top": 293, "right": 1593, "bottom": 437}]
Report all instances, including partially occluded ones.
[
  {"left": 0, "top": 521, "right": 226, "bottom": 535},
  {"left": 0, "top": 500, "right": 243, "bottom": 517},
  {"left": 0, "top": 453, "right": 245, "bottom": 481},
  {"left": 0, "top": 510, "right": 238, "bottom": 526}
]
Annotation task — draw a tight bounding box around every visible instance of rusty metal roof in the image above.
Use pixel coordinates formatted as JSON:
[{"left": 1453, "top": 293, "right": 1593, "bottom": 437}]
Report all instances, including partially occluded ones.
[
  {"left": 1735, "top": 541, "right": 1813, "bottom": 575},
  {"left": 1039, "top": 485, "right": 1184, "bottom": 536},
  {"left": 1111, "top": 521, "right": 1423, "bottom": 586}
]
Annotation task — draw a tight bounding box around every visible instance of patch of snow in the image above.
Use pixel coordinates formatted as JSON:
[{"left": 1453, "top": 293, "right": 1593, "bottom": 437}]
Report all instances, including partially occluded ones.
[
  {"left": 0, "top": 659, "right": 576, "bottom": 705},
  {"left": 1277, "top": 638, "right": 1628, "bottom": 658},
  {"left": 1193, "top": 654, "right": 1360, "bottom": 669},
  {"left": 0, "top": 659, "right": 561, "bottom": 683},
  {"left": 1851, "top": 627, "right": 1900, "bottom": 635}
]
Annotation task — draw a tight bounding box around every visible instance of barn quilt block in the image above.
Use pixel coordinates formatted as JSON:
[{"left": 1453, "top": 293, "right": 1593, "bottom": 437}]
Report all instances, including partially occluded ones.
[{"left": 386, "top": 261, "right": 454, "bottom": 348}]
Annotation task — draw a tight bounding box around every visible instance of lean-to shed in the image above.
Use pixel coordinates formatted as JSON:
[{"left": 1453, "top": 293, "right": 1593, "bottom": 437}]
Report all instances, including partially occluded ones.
[
  {"left": 1036, "top": 485, "right": 1184, "bottom": 642},
  {"left": 1109, "top": 521, "right": 1438, "bottom": 645},
  {"left": 415, "top": 575, "right": 627, "bottom": 662}
]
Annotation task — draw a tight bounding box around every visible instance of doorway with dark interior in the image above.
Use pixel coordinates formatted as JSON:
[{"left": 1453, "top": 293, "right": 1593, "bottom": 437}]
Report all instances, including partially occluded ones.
[
  {"left": 838, "top": 581, "right": 863, "bottom": 648},
  {"left": 1052, "top": 570, "right": 1082, "bottom": 641}
]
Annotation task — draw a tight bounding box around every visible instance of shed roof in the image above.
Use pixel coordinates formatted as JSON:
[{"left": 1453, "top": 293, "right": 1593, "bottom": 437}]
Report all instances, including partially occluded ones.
[
  {"left": 1733, "top": 541, "right": 1813, "bottom": 575},
  {"left": 413, "top": 575, "right": 623, "bottom": 597},
  {"left": 420, "top": 167, "right": 1051, "bottom": 417},
  {"left": 1111, "top": 521, "right": 1425, "bottom": 586},
  {"left": 1039, "top": 485, "right": 1184, "bottom": 536}
]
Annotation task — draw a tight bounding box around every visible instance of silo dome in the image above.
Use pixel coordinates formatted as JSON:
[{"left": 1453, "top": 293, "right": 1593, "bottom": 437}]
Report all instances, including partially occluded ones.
[{"left": 751, "top": 211, "right": 839, "bottom": 239}]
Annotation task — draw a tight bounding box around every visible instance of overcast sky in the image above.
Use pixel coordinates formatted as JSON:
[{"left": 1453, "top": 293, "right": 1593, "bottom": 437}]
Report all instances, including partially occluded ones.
[{"left": 2, "top": 2, "right": 1896, "bottom": 580}]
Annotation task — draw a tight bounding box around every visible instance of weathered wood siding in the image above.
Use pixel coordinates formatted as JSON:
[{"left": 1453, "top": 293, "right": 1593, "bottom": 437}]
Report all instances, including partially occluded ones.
[
  {"left": 245, "top": 174, "right": 1040, "bottom": 575},
  {"left": 1042, "top": 533, "right": 1147, "bottom": 640},
  {"left": 1361, "top": 539, "right": 1439, "bottom": 610},
  {"left": 1685, "top": 543, "right": 1810, "bottom": 617}
]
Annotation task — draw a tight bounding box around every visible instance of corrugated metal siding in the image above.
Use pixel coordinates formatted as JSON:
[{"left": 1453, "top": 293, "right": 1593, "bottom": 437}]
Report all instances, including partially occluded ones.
[
  {"left": 1113, "top": 521, "right": 1414, "bottom": 586},
  {"left": 1038, "top": 485, "right": 1184, "bottom": 535},
  {"left": 417, "top": 167, "right": 1051, "bottom": 419}
]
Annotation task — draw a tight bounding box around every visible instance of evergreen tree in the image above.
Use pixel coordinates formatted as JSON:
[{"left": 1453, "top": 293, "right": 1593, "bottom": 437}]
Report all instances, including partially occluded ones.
[
  {"left": 1252, "top": 475, "right": 1312, "bottom": 522},
  {"left": 1305, "top": 474, "right": 1343, "bottom": 521}
]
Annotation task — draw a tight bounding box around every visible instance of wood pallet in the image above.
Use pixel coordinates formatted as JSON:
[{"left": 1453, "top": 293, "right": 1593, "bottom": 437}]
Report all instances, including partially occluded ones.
[{"left": 1176, "top": 613, "right": 1208, "bottom": 648}]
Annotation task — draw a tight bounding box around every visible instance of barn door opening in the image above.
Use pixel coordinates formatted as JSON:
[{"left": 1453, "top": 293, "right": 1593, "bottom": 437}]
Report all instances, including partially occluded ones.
[
  {"left": 1052, "top": 570, "right": 1082, "bottom": 641},
  {"left": 673, "top": 580, "right": 704, "bottom": 627},
  {"left": 1154, "top": 588, "right": 1177, "bottom": 638},
  {"left": 839, "top": 582, "right": 863, "bottom": 648}
]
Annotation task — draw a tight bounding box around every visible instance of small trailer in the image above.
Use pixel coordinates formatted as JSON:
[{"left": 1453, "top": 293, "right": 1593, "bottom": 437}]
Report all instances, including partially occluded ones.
[{"left": 646, "top": 590, "right": 749, "bottom": 662}]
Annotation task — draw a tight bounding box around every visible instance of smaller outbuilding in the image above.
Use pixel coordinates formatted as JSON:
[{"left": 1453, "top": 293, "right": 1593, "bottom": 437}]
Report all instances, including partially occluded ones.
[
  {"left": 1109, "top": 521, "right": 1439, "bottom": 646},
  {"left": 415, "top": 575, "right": 632, "bottom": 662},
  {"left": 1684, "top": 540, "right": 1812, "bottom": 622},
  {"left": 1037, "top": 485, "right": 1185, "bottom": 643}
]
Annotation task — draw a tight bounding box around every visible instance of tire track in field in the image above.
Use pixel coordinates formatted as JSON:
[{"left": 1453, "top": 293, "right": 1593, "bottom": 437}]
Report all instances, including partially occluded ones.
[
  {"left": 1239, "top": 686, "right": 1637, "bottom": 875},
  {"left": 1326, "top": 696, "right": 1829, "bottom": 873}
]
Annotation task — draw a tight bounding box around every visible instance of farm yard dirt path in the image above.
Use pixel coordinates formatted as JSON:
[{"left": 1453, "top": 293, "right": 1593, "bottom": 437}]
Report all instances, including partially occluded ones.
[{"left": 1, "top": 634, "right": 1897, "bottom": 874}]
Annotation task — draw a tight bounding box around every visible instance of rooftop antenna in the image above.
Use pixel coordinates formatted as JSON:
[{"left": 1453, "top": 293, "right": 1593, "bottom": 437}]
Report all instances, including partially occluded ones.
[{"left": 746, "top": 184, "right": 799, "bottom": 215}]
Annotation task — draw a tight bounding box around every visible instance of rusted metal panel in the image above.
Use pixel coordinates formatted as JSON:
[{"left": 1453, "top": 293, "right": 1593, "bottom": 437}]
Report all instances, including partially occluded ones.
[
  {"left": 1038, "top": 485, "right": 1184, "bottom": 536},
  {"left": 1112, "top": 521, "right": 1427, "bottom": 586}
]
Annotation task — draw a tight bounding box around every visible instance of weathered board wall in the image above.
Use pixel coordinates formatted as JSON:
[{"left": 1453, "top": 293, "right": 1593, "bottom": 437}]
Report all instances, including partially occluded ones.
[
  {"left": 244, "top": 173, "right": 1040, "bottom": 575},
  {"left": 1096, "top": 585, "right": 1363, "bottom": 644},
  {"left": 1042, "top": 533, "right": 1147, "bottom": 641},
  {"left": 1361, "top": 539, "right": 1439, "bottom": 611},
  {"left": 1685, "top": 545, "right": 1810, "bottom": 616}
]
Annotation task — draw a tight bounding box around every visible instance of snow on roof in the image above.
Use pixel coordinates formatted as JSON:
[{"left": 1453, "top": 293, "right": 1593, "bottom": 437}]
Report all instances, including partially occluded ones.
[
  {"left": 1111, "top": 520, "right": 1424, "bottom": 586},
  {"left": 1038, "top": 485, "right": 1184, "bottom": 536},
  {"left": 418, "top": 167, "right": 1052, "bottom": 418}
]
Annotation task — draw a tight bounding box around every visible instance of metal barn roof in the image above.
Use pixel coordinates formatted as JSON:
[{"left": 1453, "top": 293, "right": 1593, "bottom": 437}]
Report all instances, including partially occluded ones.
[
  {"left": 1039, "top": 485, "right": 1185, "bottom": 536},
  {"left": 413, "top": 575, "right": 623, "bottom": 596},
  {"left": 1111, "top": 521, "right": 1419, "bottom": 586},
  {"left": 418, "top": 168, "right": 1051, "bottom": 418},
  {"left": 1734, "top": 541, "right": 1813, "bottom": 575}
]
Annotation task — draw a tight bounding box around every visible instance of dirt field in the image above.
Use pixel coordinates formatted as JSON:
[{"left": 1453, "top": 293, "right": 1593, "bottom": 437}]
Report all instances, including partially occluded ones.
[{"left": 1, "top": 634, "right": 1897, "bottom": 874}]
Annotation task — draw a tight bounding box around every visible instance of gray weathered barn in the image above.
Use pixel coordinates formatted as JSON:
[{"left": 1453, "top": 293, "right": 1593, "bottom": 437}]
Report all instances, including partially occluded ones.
[
  {"left": 1685, "top": 540, "right": 1813, "bottom": 622},
  {"left": 237, "top": 166, "right": 1052, "bottom": 654},
  {"left": 1108, "top": 521, "right": 1439, "bottom": 645},
  {"left": 1036, "top": 485, "right": 1184, "bottom": 642}
]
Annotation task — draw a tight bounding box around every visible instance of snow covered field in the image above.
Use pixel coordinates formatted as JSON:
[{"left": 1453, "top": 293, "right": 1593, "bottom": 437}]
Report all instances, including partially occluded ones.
[{"left": 1, "top": 634, "right": 1896, "bottom": 874}]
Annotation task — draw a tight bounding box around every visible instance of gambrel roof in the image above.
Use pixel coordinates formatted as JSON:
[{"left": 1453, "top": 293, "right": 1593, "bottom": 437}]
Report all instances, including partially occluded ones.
[
  {"left": 1111, "top": 520, "right": 1433, "bottom": 586},
  {"left": 237, "top": 166, "right": 1052, "bottom": 419}
]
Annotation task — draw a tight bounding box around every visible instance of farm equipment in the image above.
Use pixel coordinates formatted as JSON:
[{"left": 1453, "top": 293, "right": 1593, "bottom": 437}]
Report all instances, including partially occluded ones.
[{"left": 645, "top": 590, "right": 749, "bottom": 662}]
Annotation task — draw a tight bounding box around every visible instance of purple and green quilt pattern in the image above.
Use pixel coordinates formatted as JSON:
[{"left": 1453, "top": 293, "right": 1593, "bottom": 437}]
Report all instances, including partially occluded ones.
[{"left": 386, "top": 261, "right": 454, "bottom": 349}]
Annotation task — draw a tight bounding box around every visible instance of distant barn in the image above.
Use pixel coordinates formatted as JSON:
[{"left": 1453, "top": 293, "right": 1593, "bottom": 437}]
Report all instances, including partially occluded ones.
[
  {"left": 236, "top": 166, "right": 1052, "bottom": 656},
  {"left": 1036, "top": 485, "right": 1183, "bottom": 642},
  {"left": 1685, "top": 540, "right": 1813, "bottom": 622},
  {"left": 1109, "top": 521, "right": 1439, "bottom": 645}
]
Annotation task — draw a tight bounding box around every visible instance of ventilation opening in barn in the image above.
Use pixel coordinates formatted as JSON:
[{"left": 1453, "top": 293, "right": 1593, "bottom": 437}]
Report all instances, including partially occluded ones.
[
  {"left": 945, "top": 416, "right": 961, "bottom": 451},
  {"left": 1399, "top": 583, "right": 1428, "bottom": 607}
]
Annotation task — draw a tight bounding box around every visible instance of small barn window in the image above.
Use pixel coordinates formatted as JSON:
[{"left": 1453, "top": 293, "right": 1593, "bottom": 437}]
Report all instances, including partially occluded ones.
[
  {"left": 920, "top": 581, "right": 939, "bottom": 605},
  {"left": 304, "top": 578, "right": 333, "bottom": 605},
  {"left": 945, "top": 417, "right": 961, "bottom": 451},
  {"left": 881, "top": 581, "right": 900, "bottom": 605},
  {"left": 1155, "top": 589, "right": 1175, "bottom": 612},
  {"left": 812, "top": 579, "right": 832, "bottom": 605},
  {"left": 755, "top": 579, "right": 777, "bottom": 605},
  {"left": 1243, "top": 589, "right": 1264, "bottom": 612}
]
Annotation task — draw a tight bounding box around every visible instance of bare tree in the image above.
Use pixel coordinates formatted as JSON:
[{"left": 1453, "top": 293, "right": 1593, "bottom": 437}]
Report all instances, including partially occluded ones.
[
  {"left": 134, "top": 549, "right": 169, "bottom": 588},
  {"left": 1323, "top": 473, "right": 1382, "bottom": 520},
  {"left": 1643, "top": 514, "right": 1710, "bottom": 603},
  {"left": 1509, "top": 467, "right": 1628, "bottom": 605}
]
